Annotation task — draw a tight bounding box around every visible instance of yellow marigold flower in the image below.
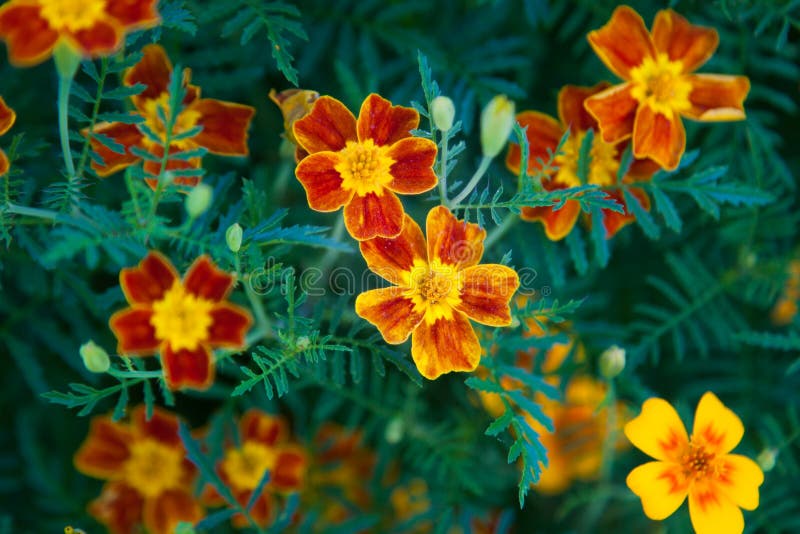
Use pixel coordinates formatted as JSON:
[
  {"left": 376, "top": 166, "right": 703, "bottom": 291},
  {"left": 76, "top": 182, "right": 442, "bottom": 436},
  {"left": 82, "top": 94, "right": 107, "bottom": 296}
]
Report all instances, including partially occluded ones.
[{"left": 625, "top": 392, "right": 764, "bottom": 534}]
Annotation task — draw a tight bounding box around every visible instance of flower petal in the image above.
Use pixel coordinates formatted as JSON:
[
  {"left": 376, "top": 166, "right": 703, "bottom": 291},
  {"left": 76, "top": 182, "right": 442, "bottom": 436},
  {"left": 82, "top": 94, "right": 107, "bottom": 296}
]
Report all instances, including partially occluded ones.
[
  {"left": 86, "top": 120, "right": 145, "bottom": 177},
  {"left": 356, "top": 287, "right": 424, "bottom": 344},
  {"left": 236, "top": 493, "right": 274, "bottom": 528},
  {"left": 411, "top": 312, "right": 481, "bottom": 380},
  {"left": 356, "top": 93, "right": 419, "bottom": 146},
  {"left": 557, "top": 83, "right": 610, "bottom": 133},
  {"left": 0, "top": 96, "right": 16, "bottom": 136},
  {"left": 88, "top": 482, "right": 144, "bottom": 534},
  {"left": 584, "top": 83, "right": 639, "bottom": 144},
  {"left": 716, "top": 454, "right": 764, "bottom": 510},
  {"left": 385, "top": 137, "right": 438, "bottom": 194},
  {"left": 184, "top": 255, "right": 234, "bottom": 302},
  {"left": 0, "top": 3, "right": 58, "bottom": 66},
  {"left": 294, "top": 151, "right": 353, "bottom": 212},
  {"left": 120, "top": 251, "right": 179, "bottom": 306},
  {"left": 601, "top": 188, "right": 649, "bottom": 238},
  {"left": 208, "top": 303, "right": 252, "bottom": 348},
  {"left": 359, "top": 213, "right": 427, "bottom": 285},
  {"left": 191, "top": 99, "right": 255, "bottom": 155},
  {"left": 142, "top": 143, "right": 203, "bottom": 188},
  {"left": 624, "top": 397, "right": 689, "bottom": 461},
  {"left": 587, "top": 6, "right": 655, "bottom": 80},
  {"left": 0, "top": 150, "right": 8, "bottom": 177},
  {"left": 70, "top": 18, "right": 122, "bottom": 56},
  {"left": 652, "top": 9, "right": 719, "bottom": 73},
  {"left": 688, "top": 485, "right": 744, "bottom": 534},
  {"left": 105, "top": 0, "right": 160, "bottom": 29},
  {"left": 272, "top": 446, "right": 307, "bottom": 491},
  {"left": 632, "top": 105, "right": 686, "bottom": 171},
  {"left": 456, "top": 264, "right": 519, "bottom": 326},
  {"left": 132, "top": 405, "right": 182, "bottom": 447},
  {"left": 505, "top": 111, "right": 563, "bottom": 176},
  {"left": 240, "top": 410, "right": 288, "bottom": 446},
  {"left": 626, "top": 461, "right": 688, "bottom": 520},
  {"left": 684, "top": 74, "right": 750, "bottom": 122},
  {"left": 74, "top": 416, "right": 132, "bottom": 478},
  {"left": 520, "top": 199, "right": 582, "bottom": 241},
  {"left": 161, "top": 344, "right": 214, "bottom": 391},
  {"left": 426, "top": 205, "right": 485, "bottom": 269},
  {"left": 692, "top": 392, "right": 744, "bottom": 455},
  {"left": 293, "top": 96, "right": 357, "bottom": 154},
  {"left": 343, "top": 191, "right": 404, "bottom": 241},
  {"left": 109, "top": 308, "right": 160, "bottom": 355},
  {"left": 143, "top": 489, "right": 204, "bottom": 534},
  {"left": 124, "top": 44, "right": 173, "bottom": 106}
]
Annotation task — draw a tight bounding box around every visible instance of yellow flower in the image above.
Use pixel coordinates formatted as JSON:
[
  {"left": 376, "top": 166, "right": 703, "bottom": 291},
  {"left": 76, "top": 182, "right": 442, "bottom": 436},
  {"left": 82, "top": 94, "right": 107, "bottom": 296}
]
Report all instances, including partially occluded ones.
[{"left": 625, "top": 392, "right": 764, "bottom": 534}]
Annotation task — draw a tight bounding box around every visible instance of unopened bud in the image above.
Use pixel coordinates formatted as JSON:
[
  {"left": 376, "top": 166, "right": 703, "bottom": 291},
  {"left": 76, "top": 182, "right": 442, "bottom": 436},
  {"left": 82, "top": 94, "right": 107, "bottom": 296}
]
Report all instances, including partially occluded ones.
[
  {"left": 431, "top": 96, "right": 455, "bottom": 132},
  {"left": 480, "top": 95, "right": 515, "bottom": 158},
  {"left": 756, "top": 448, "right": 778, "bottom": 472},
  {"left": 173, "top": 523, "right": 196, "bottom": 534},
  {"left": 80, "top": 340, "right": 110, "bottom": 374},
  {"left": 185, "top": 183, "right": 213, "bottom": 218},
  {"left": 296, "top": 336, "right": 311, "bottom": 351},
  {"left": 226, "top": 223, "right": 243, "bottom": 253},
  {"left": 599, "top": 345, "right": 626, "bottom": 379},
  {"left": 385, "top": 417, "right": 404, "bottom": 444}
]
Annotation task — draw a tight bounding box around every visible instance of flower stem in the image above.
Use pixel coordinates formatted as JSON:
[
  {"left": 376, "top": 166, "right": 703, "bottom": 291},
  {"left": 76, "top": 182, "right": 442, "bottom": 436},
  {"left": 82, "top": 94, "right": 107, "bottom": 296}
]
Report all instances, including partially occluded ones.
[
  {"left": 450, "top": 155, "right": 492, "bottom": 207},
  {"left": 244, "top": 272, "right": 273, "bottom": 339},
  {"left": 57, "top": 73, "right": 76, "bottom": 178},
  {"left": 438, "top": 131, "right": 449, "bottom": 205},
  {"left": 484, "top": 215, "right": 517, "bottom": 249}
]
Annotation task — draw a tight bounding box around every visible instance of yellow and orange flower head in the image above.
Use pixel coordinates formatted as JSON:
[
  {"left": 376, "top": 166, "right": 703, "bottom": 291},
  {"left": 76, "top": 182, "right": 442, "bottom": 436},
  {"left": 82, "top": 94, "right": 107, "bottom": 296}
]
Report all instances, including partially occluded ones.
[
  {"left": 292, "top": 93, "right": 438, "bottom": 241},
  {"left": 109, "top": 251, "right": 253, "bottom": 390},
  {"left": 0, "top": 0, "right": 159, "bottom": 66},
  {"left": 625, "top": 392, "right": 764, "bottom": 534},
  {"left": 203, "top": 410, "right": 306, "bottom": 528},
  {"left": 584, "top": 6, "right": 750, "bottom": 171},
  {"left": 0, "top": 96, "right": 16, "bottom": 176},
  {"left": 86, "top": 44, "right": 255, "bottom": 189},
  {"left": 356, "top": 206, "right": 520, "bottom": 380},
  {"left": 506, "top": 83, "right": 659, "bottom": 241},
  {"left": 73, "top": 405, "right": 204, "bottom": 534},
  {"left": 269, "top": 88, "right": 319, "bottom": 161}
]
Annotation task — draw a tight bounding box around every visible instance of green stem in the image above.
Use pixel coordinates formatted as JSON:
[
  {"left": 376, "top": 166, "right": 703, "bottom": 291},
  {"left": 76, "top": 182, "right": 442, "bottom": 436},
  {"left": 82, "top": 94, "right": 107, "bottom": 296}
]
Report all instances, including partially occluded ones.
[
  {"left": 484, "top": 215, "right": 517, "bottom": 249},
  {"left": 437, "top": 130, "right": 448, "bottom": 205},
  {"left": 244, "top": 274, "right": 273, "bottom": 338},
  {"left": 4, "top": 203, "right": 64, "bottom": 222},
  {"left": 76, "top": 58, "right": 108, "bottom": 179},
  {"left": 57, "top": 74, "right": 76, "bottom": 178},
  {"left": 450, "top": 155, "right": 492, "bottom": 207}
]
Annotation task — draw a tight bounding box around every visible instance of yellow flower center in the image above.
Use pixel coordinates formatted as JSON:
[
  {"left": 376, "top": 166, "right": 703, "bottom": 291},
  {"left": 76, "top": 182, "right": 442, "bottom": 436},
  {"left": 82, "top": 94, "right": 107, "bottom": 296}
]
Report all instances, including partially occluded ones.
[
  {"left": 39, "top": 0, "right": 107, "bottom": 31},
  {"left": 123, "top": 438, "right": 185, "bottom": 498},
  {"left": 334, "top": 139, "right": 395, "bottom": 196},
  {"left": 150, "top": 281, "right": 214, "bottom": 351},
  {"left": 221, "top": 441, "right": 277, "bottom": 491},
  {"left": 554, "top": 130, "right": 620, "bottom": 187},
  {"left": 406, "top": 259, "right": 462, "bottom": 324},
  {"left": 141, "top": 93, "right": 202, "bottom": 149},
  {"left": 680, "top": 440, "right": 717, "bottom": 481},
  {"left": 630, "top": 53, "right": 692, "bottom": 118}
]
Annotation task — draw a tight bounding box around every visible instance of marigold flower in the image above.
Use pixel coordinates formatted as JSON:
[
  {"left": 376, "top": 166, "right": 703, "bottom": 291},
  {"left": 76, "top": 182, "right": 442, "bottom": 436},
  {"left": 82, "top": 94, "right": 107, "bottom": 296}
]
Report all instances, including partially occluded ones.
[
  {"left": 0, "top": 0, "right": 159, "bottom": 66},
  {"left": 356, "top": 206, "right": 520, "bottom": 379},
  {"left": 73, "top": 406, "right": 203, "bottom": 534},
  {"left": 109, "top": 251, "right": 252, "bottom": 390},
  {"left": 771, "top": 260, "right": 800, "bottom": 325},
  {"left": 506, "top": 83, "right": 659, "bottom": 241},
  {"left": 293, "top": 93, "right": 438, "bottom": 240},
  {"left": 86, "top": 44, "right": 255, "bottom": 189},
  {"left": 625, "top": 392, "right": 764, "bottom": 534},
  {"left": 203, "top": 410, "right": 306, "bottom": 528},
  {"left": 269, "top": 88, "right": 319, "bottom": 161},
  {"left": 585, "top": 6, "right": 750, "bottom": 170},
  {"left": 0, "top": 96, "right": 16, "bottom": 176}
]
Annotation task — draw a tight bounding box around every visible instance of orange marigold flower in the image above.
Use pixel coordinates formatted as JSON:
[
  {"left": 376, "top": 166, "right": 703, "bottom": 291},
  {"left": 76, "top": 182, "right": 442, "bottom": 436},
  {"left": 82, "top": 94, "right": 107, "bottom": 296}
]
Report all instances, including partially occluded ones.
[
  {"left": 109, "top": 251, "right": 252, "bottom": 390},
  {"left": 293, "top": 93, "right": 438, "bottom": 240},
  {"left": 506, "top": 83, "right": 659, "bottom": 241},
  {"left": 625, "top": 392, "right": 764, "bottom": 534},
  {"left": 0, "top": 96, "right": 15, "bottom": 176},
  {"left": 585, "top": 6, "right": 750, "bottom": 171},
  {"left": 73, "top": 405, "right": 204, "bottom": 534},
  {"left": 356, "top": 206, "right": 520, "bottom": 380},
  {"left": 86, "top": 44, "right": 255, "bottom": 189},
  {"left": 0, "top": 0, "right": 159, "bottom": 67},
  {"left": 269, "top": 88, "right": 319, "bottom": 162},
  {"left": 771, "top": 260, "right": 800, "bottom": 325},
  {"left": 203, "top": 410, "right": 306, "bottom": 528}
]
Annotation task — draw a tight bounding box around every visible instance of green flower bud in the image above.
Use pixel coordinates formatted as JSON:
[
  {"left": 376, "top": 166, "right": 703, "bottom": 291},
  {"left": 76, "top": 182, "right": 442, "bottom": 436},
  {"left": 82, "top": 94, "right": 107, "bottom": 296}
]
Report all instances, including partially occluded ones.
[
  {"left": 174, "top": 523, "right": 196, "bottom": 534},
  {"left": 226, "top": 223, "right": 243, "bottom": 253},
  {"left": 296, "top": 336, "right": 311, "bottom": 351},
  {"left": 599, "top": 345, "right": 626, "bottom": 379},
  {"left": 480, "top": 95, "right": 515, "bottom": 158},
  {"left": 53, "top": 42, "right": 81, "bottom": 80},
  {"left": 756, "top": 448, "right": 778, "bottom": 472},
  {"left": 431, "top": 95, "right": 455, "bottom": 132},
  {"left": 80, "top": 340, "right": 110, "bottom": 374},
  {"left": 384, "top": 416, "right": 404, "bottom": 444},
  {"left": 185, "top": 183, "right": 213, "bottom": 218}
]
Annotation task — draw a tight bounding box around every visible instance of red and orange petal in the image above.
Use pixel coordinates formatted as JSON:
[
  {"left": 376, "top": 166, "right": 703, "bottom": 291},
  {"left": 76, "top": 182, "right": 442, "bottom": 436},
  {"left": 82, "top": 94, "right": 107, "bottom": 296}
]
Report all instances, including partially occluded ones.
[
  {"left": 601, "top": 188, "right": 650, "bottom": 239},
  {"left": 272, "top": 446, "right": 307, "bottom": 491},
  {"left": 0, "top": 150, "right": 8, "bottom": 176},
  {"left": 74, "top": 417, "right": 134, "bottom": 479},
  {"left": 119, "top": 251, "right": 179, "bottom": 306},
  {"left": 161, "top": 343, "right": 214, "bottom": 391},
  {"left": 131, "top": 405, "right": 184, "bottom": 449},
  {"left": 142, "top": 143, "right": 203, "bottom": 189},
  {"left": 456, "top": 264, "right": 519, "bottom": 326},
  {"left": 520, "top": 199, "right": 582, "bottom": 241},
  {"left": 0, "top": 96, "right": 16, "bottom": 136},
  {"left": 142, "top": 489, "right": 204, "bottom": 534},
  {"left": 632, "top": 105, "right": 686, "bottom": 170},
  {"left": 359, "top": 213, "right": 427, "bottom": 286},
  {"left": 355, "top": 287, "right": 424, "bottom": 344},
  {"left": 232, "top": 492, "right": 275, "bottom": 528},
  {"left": 651, "top": 9, "right": 718, "bottom": 73},
  {"left": 240, "top": 410, "right": 288, "bottom": 446},
  {"left": 385, "top": 137, "right": 438, "bottom": 194},
  {"left": 356, "top": 93, "right": 419, "bottom": 147},
  {"left": 557, "top": 83, "right": 610, "bottom": 133},
  {"left": 584, "top": 84, "right": 639, "bottom": 144},
  {"left": 505, "top": 111, "right": 562, "bottom": 176},
  {"left": 0, "top": 3, "right": 58, "bottom": 66},
  {"left": 426, "top": 205, "right": 486, "bottom": 269},
  {"left": 208, "top": 304, "right": 252, "bottom": 347},
  {"left": 587, "top": 6, "right": 655, "bottom": 80},
  {"left": 88, "top": 481, "right": 145, "bottom": 534},
  {"left": 293, "top": 96, "right": 358, "bottom": 154},
  {"left": 684, "top": 75, "right": 750, "bottom": 122},
  {"left": 192, "top": 99, "right": 255, "bottom": 155},
  {"left": 109, "top": 308, "right": 159, "bottom": 355},
  {"left": 411, "top": 312, "right": 482, "bottom": 380},
  {"left": 269, "top": 88, "right": 320, "bottom": 146},
  {"left": 86, "top": 121, "right": 145, "bottom": 176},
  {"left": 295, "top": 152, "right": 354, "bottom": 211},
  {"left": 183, "top": 255, "right": 235, "bottom": 302},
  {"left": 106, "top": 0, "right": 160, "bottom": 31},
  {"left": 343, "top": 191, "right": 405, "bottom": 241},
  {"left": 125, "top": 44, "right": 176, "bottom": 107}
]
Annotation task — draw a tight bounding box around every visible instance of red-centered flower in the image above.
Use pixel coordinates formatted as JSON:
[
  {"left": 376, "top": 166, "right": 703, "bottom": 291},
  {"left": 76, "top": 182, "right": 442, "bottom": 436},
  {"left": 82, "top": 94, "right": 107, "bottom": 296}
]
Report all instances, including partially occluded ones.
[
  {"left": 584, "top": 6, "right": 750, "bottom": 170},
  {"left": 356, "top": 206, "right": 520, "bottom": 380},
  {"left": 506, "top": 83, "right": 658, "bottom": 241},
  {"left": 293, "top": 93, "right": 438, "bottom": 240},
  {"left": 73, "top": 406, "right": 204, "bottom": 534},
  {"left": 0, "top": 0, "right": 159, "bottom": 66},
  {"left": 86, "top": 44, "right": 255, "bottom": 189},
  {"left": 109, "top": 251, "right": 252, "bottom": 390},
  {"left": 0, "top": 96, "right": 16, "bottom": 176},
  {"left": 203, "top": 410, "right": 307, "bottom": 529}
]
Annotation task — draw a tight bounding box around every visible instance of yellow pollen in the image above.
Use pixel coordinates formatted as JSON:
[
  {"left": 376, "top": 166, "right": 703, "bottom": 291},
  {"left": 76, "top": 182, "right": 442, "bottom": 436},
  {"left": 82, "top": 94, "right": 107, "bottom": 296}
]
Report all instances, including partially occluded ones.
[
  {"left": 123, "top": 439, "right": 184, "bottom": 498},
  {"left": 150, "top": 281, "right": 214, "bottom": 351},
  {"left": 141, "top": 93, "right": 202, "bottom": 149},
  {"left": 554, "top": 130, "right": 620, "bottom": 187},
  {"left": 680, "top": 440, "right": 716, "bottom": 480},
  {"left": 335, "top": 139, "right": 395, "bottom": 196},
  {"left": 406, "top": 259, "right": 462, "bottom": 324},
  {"left": 630, "top": 53, "right": 692, "bottom": 118},
  {"left": 221, "top": 441, "right": 277, "bottom": 491},
  {"left": 39, "top": 0, "right": 107, "bottom": 31}
]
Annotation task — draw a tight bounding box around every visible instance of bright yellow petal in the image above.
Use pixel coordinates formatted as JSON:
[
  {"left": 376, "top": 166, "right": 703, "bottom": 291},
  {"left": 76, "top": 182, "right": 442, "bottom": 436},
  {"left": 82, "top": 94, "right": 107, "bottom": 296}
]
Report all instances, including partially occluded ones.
[
  {"left": 717, "top": 454, "right": 764, "bottom": 511},
  {"left": 626, "top": 461, "right": 688, "bottom": 520},
  {"left": 688, "top": 485, "right": 744, "bottom": 534},
  {"left": 624, "top": 397, "right": 688, "bottom": 461},
  {"left": 692, "top": 392, "right": 744, "bottom": 455}
]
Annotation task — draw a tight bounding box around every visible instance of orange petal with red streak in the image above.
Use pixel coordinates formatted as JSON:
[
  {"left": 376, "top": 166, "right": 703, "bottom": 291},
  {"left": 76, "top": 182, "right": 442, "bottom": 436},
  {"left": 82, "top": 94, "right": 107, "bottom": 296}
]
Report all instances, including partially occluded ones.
[
  {"left": 70, "top": 18, "right": 122, "bottom": 57},
  {"left": 192, "top": 99, "right": 255, "bottom": 155},
  {"left": 343, "top": 191, "right": 404, "bottom": 241},
  {"left": 359, "top": 213, "right": 427, "bottom": 285},
  {"left": 357, "top": 93, "right": 419, "bottom": 146},
  {"left": 120, "top": 251, "right": 179, "bottom": 306},
  {"left": 584, "top": 83, "right": 639, "bottom": 144},
  {"left": 272, "top": 446, "right": 307, "bottom": 491},
  {"left": 293, "top": 96, "right": 357, "bottom": 154},
  {"left": 652, "top": 9, "right": 718, "bottom": 73},
  {"left": 505, "top": 111, "right": 562, "bottom": 176},
  {"left": 684, "top": 74, "right": 750, "bottom": 122},
  {"left": 355, "top": 287, "right": 424, "bottom": 344},
  {"left": 86, "top": 120, "right": 144, "bottom": 177},
  {"left": 294, "top": 151, "right": 353, "bottom": 212},
  {"left": 109, "top": 308, "right": 160, "bottom": 355},
  {"left": 587, "top": 5, "right": 655, "bottom": 80},
  {"left": 142, "top": 143, "right": 202, "bottom": 188},
  {"left": 411, "top": 312, "right": 481, "bottom": 380},
  {"left": 132, "top": 405, "right": 183, "bottom": 447},
  {"left": 456, "top": 264, "right": 519, "bottom": 326},
  {"left": 633, "top": 106, "right": 686, "bottom": 171},
  {"left": 0, "top": 96, "right": 16, "bottom": 136},
  {"left": 385, "top": 137, "right": 438, "bottom": 194},
  {"left": 235, "top": 493, "right": 275, "bottom": 528},
  {"left": 74, "top": 416, "right": 133, "bottom": 478},
  {"left": 208, "top": 303, "right": 252, "bottom": 348},
  {"left": 0, "top": 150, "right": 8, "bottom": 176},
  {"left": 161, "top": 344, "right": 214, "bottom": 391},
  {"left": 426, "top": 205, "right": 485, "bottom": 269},
  {"left": 105, "top": 0, "right": 160, "bottom": 29},
  {"left": 184, "top": 255, "right": 234, "bottom": 301},
  {"left": 557, "top": 83, "right": 611, "bottom": 133},
  {"left": 125, "top": 44, "right": 173, "bottom": 105},
  {"left": 88, "top": 481, "right": 145, "bottom": 534},
  {"left": 602, "top": 188, "right": 649, "bottom": 238},
  {"left": 240, "top": 410, "right": 288, "bottom": 446},
  {"left": 0, "top": 2, "right": 58, "bottom": 66},
  {"left": 143, "top": 489, "right": 204, "bottom": 534},
  {"left": 520, "top": 199, "right": 581, "bottom": 241}
]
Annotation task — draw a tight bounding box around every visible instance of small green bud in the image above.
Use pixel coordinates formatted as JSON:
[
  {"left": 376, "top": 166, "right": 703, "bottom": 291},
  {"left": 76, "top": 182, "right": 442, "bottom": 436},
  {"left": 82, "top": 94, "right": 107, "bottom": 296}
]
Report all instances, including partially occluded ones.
[
  {"left": 756, "top": 448, "right": 778, "bottom": 472},
  {"left": 385, "top": 417, "right": 404, "bottom": 444},
  {"left": 480, "top": 95, "right": 515, "bottom": 158},
  {"left": 296, "top": 336, "right": 311, "bottom": 351},
  {"left": 173, "top": 523, "right": 196, "bottom": 534},
  {"left": 53, "top": 42, "right": 81, "bottom": 80},
  {"left": 599, "top": 345, "right": 626, "bottom": 379},
  {"left": 226, "top": 223, "right": 243, "bottom": 253},
  {"left": 431, "top": 95, "right": 455, "bottom": 132},
  {"left": 80, "top": 340, "right": 110, "bottom": 374},
  {"left": 185, "top": 183, "right": 213, "bottom": 218}
]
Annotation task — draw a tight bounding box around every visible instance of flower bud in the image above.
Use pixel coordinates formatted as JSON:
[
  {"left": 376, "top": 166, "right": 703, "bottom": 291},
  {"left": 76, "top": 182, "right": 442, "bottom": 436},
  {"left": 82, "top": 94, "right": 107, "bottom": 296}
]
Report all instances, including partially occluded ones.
[
  {"left": 269, "top": 88, "right": 319, "bottom": 145},
  {"left": 296, "top": 336, "right": 311, "bottom": 351},
  {"left": 599, "top": 345, "right": 626, "bottom": 379},
  {"left": 174, "top": 523, "right": 196, "bottom": 534},
  {"left": 226, "top": 223, "right": 243, "bottom": 253},
  {"left": 431, "top": 95, "right": 455, "bottom": 132},
  {"left": 385, "top": 416, "right": 404, "bottom": 444},
  {"left": 185, "top": 183, "right": 213, "bottom": 218},
  {"left": 756, "top": 448, "right": 778, "bottom": 472},
  {"left": 80, "top": 340, "right": 110, "bottom": 374},
  {"left": 480, "top": 95, "right": 515, "bottom": 158}
]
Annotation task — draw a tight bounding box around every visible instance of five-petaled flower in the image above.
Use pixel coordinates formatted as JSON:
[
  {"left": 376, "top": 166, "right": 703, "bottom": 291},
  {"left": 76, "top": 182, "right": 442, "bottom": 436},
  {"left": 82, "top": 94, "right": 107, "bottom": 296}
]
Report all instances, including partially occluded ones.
[
  {"left": 203, "top": 410, "right": 307, "bottom": 528},
  {"left": 356, "top": 206, "right": 520, "bottom": 379},
  {"left": 585, "top": 6, "right": 750, "bottom": 171},
  {"left": 625, "top": 392, "right": 764, "bottom": 534},
  {"left": 293, "top": 93, "right": 438, "bottom": 241},
  {"left": 86, "top": 44, "right": 255, "bottom": 189},
  {"left": 506, "top": 83, "right": 659, "bottom": 240},
  {"left": 0, "top": 0, "right": 159, "bottom": 66},
  {"left": 110, "top": 251, "right": 252, "bottom": 390},
  {"left": 73, "top": 405, "right": 204, "bottom": 534},
  {"left": 0, "top": 96, "right": 15, "bottom": 176}
]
